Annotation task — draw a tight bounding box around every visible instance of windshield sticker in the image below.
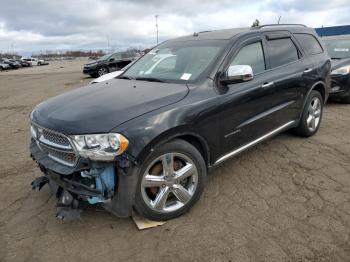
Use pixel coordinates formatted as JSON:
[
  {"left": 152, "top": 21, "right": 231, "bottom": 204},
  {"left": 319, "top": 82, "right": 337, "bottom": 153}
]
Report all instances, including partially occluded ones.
[
  {"left": 334, "top": 48, "right": 349, "bottom": 52},
  {"left": 181, "top": 73, "right": 192, "bottom": 80}
]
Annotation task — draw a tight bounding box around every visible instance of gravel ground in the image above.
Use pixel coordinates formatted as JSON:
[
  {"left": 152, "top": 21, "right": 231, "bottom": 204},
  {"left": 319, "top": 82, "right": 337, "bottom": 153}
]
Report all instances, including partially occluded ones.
[{"left": 0, "top": 61, "right": 349, "bottom": 262}]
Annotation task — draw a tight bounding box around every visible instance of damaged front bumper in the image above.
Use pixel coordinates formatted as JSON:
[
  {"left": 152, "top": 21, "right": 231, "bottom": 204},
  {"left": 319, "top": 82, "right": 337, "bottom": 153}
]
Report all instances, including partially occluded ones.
[{"left": 30, "top": 139, "right": 138, "bottom": 220}]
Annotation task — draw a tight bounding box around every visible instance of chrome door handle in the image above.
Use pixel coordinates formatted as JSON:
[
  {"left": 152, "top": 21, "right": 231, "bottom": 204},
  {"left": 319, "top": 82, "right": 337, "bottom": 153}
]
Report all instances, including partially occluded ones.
[
  {"left": 304, "top": 68, "right": 313, "bottom": 73},
  {"left": 261, "top": 82, "right": 274, "bottom": 88}
]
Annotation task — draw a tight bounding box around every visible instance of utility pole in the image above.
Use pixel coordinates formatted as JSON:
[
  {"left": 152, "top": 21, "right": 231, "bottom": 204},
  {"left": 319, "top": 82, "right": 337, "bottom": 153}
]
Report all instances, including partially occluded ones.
[
  {"left": 155, "top": 15, "right": 159, "bottom": 45},
  {"left": 107, "top": 35, "right": 110, "bottom": 52}
]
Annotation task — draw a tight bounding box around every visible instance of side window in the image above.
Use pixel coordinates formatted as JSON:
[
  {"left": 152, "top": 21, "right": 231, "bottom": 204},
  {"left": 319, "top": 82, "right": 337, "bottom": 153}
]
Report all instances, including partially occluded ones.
[
  {"left": 294, "top": 33, "right": 323, "bottom": 55},
  {"left": 267, "top": 38, "right": 299, "bottom": 68},
  {"left": 230, "top": 42, "right": 266, "bottom": 75},
  {"left": 112, "top": 53, "right": 121, "bottom": 60}
]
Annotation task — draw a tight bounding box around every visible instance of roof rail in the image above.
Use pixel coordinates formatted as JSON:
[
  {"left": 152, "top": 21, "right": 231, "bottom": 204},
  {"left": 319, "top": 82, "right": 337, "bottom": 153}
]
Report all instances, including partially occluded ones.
[{"left": 253, "top": 24, "right": 307, "bottom": 29}]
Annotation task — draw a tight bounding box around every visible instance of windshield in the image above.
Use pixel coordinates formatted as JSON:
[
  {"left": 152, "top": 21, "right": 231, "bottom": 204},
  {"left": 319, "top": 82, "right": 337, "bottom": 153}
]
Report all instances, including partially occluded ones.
[
  {"left": 121, "top": 40, "right": 226, "bottom": 82},
  {"left": 324, "top": 39, "right": 350, "bottom": 59}
]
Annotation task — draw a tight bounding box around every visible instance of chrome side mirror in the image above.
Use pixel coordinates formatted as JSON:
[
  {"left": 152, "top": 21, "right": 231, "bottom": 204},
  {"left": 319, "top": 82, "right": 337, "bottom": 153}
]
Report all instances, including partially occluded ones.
[{"left": 221, "top": 65, "right": 254, "bottom": 85}]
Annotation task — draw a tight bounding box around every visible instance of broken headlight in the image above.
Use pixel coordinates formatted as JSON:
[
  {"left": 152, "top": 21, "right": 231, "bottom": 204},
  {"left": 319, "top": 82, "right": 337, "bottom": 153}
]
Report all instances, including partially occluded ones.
[{"left": 70, "top": 133, "right": 129, "bottom": 161}]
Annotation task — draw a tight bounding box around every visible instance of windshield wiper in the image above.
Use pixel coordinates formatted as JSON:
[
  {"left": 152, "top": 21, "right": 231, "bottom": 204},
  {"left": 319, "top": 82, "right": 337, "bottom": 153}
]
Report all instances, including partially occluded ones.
[
  {"left": 135, "top": 77, "right": 164, "bottom": 82},
  {"left": 118, "top": 75, "right": 135, "bottom": 80}
]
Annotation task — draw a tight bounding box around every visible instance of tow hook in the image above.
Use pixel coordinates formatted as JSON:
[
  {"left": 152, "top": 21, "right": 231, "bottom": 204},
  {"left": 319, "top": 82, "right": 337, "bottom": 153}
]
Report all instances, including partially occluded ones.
[
  {"left": 31, "top": 176, "right": 49, "bottom": 191},
  {"left": 56, "top": 190, "right": 82, "bottom": 220}
]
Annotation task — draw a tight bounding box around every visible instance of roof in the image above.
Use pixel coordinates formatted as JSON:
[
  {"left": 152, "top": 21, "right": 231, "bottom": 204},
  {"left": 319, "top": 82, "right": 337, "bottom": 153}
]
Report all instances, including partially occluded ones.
[
  {"left": 171, "top": 25, "right": 315, "bottom": 41},
  {"left": 315, "top": 25, "right": 350, "bottom": 37}
]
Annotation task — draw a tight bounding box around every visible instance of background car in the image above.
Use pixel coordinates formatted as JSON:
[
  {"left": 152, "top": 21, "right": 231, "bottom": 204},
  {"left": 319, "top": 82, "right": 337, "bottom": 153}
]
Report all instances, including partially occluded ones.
[
  {"left": 2, "top": 59, "right": 21, "bottom": 69},
  {"left": 323, "top": 36, "right": 350, "bottom": 103},
  {"left": 83, "top": 51, "right": 141, "bottom": 77},
  {"left": 16, "top": 59, "right": 32, "bottom": 67},
  {"left": 89, "top": 54, "right": 175, "bottom": 84},
  {"left": 22, "top": 58, "right": 39, "bottom": 66},
  {"left": 89, "top": 59, "right": 140, "bottom": 84},
  {"left": 0, "top": 60, "right": 11, "bottom": 71}
]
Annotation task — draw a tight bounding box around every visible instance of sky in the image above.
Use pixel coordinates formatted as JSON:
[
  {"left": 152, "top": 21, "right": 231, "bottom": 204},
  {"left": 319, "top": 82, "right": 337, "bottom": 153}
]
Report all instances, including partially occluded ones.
[{"left": 0, "top": 0, "right": 349, "bottom": 55}]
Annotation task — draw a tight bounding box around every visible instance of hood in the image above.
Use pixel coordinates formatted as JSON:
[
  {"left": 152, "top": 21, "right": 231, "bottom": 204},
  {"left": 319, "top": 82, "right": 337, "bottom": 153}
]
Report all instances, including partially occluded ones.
[
  {"left": 331, "top": 58, "right": 350, "bottom": 70},
  {"left": 90, "top": 71, "right": 124, "bottom": 84},
  {"left": 32, "top": 79, "right": 189, "bottom": 134}
]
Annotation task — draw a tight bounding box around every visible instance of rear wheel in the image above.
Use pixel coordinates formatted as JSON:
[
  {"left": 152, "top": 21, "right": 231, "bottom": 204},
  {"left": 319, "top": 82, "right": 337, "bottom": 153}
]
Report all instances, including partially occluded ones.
[
  {"left": 134, "top": 139, "right": 207, "bottom": 220},
  {"left": 293, "top": 90, "right": 323, "bottom": 137}
]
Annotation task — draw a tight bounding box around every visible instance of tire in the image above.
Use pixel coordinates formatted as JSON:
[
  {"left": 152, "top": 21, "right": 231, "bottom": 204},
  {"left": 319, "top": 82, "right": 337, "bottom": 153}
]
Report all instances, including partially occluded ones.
[
  {"left": 342, "top": 92, "right": 350, "bottom": 104},
  {"left": 134, "top": 139, "right": 207, "bottom": 220},
  {"left": 293, "top": 90, "right": 323, "bottom": 137},
  {"left": 97, "top": 66, "right": 109, "bottom": 77}
]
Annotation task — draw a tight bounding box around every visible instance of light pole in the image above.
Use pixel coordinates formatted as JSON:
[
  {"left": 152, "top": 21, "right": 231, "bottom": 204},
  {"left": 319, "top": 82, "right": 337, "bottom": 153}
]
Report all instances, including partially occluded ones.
[
  {"left": 278, "top": 16, "right": 282, "bottom": 24},
  {"left": 155, "top": 15, "right": 159, "bottom": 45}
]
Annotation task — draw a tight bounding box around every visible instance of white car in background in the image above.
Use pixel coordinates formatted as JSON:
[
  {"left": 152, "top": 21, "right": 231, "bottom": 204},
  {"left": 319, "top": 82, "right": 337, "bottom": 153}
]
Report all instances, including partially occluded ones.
[
  {"left": 90, "top": 54, "right": 176, "bottom": 84},
  {"left": 21, "top": 57, "right": 48, "bottom": 66}
]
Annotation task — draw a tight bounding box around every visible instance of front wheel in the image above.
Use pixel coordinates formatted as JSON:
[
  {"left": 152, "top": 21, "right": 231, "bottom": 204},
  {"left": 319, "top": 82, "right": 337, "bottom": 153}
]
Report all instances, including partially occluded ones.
[
  {"left": 97, "top": 66, "right": 109, "bottom": 77},
  {"left": 293, "top": 90, "right": 323, "bottom": 137},
  {"left": 134, "top": 139, "right": 207, "bottom": 221},
  {"left": 342, "top": 91, "right": 350, "bottom": 104}
]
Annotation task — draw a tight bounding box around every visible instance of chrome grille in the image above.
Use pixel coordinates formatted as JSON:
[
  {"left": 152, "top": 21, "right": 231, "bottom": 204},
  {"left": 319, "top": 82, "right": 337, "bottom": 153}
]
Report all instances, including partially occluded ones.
[
  {"left": 39, "top": 143, "right": 77, "bottom": 167},
  {"left": 42, "top": 129, "right": 70, "bottom": 147},
  {"left": 31, "top": 122, "right": 78, "bottom": 167}
]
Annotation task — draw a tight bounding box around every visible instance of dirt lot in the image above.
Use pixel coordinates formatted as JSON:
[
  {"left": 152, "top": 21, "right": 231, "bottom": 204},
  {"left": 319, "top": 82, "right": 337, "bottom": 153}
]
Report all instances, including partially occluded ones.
[{"left": 0, "top": 61, "right": 349, "bottom": 262}]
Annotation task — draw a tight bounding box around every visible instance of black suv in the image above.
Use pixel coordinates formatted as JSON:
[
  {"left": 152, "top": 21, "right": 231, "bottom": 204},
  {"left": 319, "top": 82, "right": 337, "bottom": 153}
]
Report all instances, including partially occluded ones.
[
  {"left": 30, "top": 25, "right": 330, "bottom": 221},
  {"left": 83, "top": 51, "right": 141, "bottom": 77},
  {"left": 323, "top": 37, "right": 350, "bottom": 103}
]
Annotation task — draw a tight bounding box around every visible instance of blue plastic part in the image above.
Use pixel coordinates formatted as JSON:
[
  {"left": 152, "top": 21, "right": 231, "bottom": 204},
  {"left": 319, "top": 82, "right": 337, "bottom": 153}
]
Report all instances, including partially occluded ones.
[{"left": 87, "top": 165, "right": 115, "bottom": 204}]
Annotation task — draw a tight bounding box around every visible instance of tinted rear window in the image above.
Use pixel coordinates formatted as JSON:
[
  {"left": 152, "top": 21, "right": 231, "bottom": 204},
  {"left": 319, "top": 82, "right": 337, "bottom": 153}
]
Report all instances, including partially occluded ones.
[
  {"left": 294, "top": 33, "right": 323, "bottom": 55},
  {"left": 267, "top": 38, "right": 299, "bottom": 68}
]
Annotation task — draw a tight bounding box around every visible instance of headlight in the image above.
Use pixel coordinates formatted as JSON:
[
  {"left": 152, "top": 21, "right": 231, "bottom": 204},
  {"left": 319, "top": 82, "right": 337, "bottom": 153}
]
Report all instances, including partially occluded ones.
[
  {"left": 70, "top": 133, "right": 129, "bottom": 161},
  {"left": 86, "top": 62, "right": 97, "bottom": 67},
  {"left": 331, "top": 66, "right": 350, "bottom": 76}
]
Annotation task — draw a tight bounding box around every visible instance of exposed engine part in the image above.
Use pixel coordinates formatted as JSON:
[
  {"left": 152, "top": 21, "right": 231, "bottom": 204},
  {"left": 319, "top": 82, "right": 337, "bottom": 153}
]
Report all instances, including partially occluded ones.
[{"left": 86, "top": 165, "right": 115, "bottom": 204}]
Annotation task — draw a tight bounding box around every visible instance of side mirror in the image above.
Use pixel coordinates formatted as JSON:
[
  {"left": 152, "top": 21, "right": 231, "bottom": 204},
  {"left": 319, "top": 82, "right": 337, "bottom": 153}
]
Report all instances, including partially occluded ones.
[
  {"left": 220, "top": 65, "right": 254, "bottom": 85},
  {"left": 109, "top": 58, "right": 115, "bottom": 62}
]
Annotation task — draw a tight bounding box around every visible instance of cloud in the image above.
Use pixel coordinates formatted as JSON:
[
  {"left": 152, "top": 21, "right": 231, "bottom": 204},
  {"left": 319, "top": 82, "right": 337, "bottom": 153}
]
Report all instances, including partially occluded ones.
[{"left": 0, "top": 0, "right": 349, "bottom": 54}]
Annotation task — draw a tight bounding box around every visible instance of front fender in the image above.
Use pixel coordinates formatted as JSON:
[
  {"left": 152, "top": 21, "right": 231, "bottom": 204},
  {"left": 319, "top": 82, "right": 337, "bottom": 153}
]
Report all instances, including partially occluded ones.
[{"left": 111, "top": 88, "right": 220, "bottom": 165}]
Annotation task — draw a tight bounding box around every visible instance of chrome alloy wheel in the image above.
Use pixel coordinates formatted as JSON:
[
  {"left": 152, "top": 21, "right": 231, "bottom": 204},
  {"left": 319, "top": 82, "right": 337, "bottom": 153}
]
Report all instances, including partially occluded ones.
[
  {"left": 307, "top": 97, "right": 322, "bottom": 132},
  {"left": 141, "top": 153, "right": 198, "bottom": 213},
  {"left": 98, "top": 67, "right": 108, "bottom": 76}
]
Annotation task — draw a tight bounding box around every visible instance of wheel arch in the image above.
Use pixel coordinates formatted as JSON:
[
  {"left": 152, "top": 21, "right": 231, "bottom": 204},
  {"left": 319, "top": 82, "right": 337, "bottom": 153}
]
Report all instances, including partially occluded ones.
[
  {"left": 135, "top": 128, "right": 211, "bottom": 168},
  {"left": 299, "top": 80, "right": 326, "bottom": 121},
  {"left": 312, "top": 81, "right": 326, "bottom": 103}
]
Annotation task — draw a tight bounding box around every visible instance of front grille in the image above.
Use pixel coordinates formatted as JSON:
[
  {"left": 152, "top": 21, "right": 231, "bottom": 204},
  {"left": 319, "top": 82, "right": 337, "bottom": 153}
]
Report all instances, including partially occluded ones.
[
  {"left": 39, "top": 143, "right": 77, "bottom": 167},
  {"left": 42, "top": 128, "right": 71, "bottom": 147},
  {"left": 31, "top": 122, "right": 78, "bottom": 167}
]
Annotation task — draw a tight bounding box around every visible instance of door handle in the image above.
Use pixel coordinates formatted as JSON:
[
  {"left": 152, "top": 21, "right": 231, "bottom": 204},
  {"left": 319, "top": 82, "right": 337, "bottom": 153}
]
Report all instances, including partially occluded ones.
[
  {"left": 261, "top": 82, "right": 274, "bottom": 88},
  {"left": 303, "top": 68, "right": 313, "bottom": 73}
]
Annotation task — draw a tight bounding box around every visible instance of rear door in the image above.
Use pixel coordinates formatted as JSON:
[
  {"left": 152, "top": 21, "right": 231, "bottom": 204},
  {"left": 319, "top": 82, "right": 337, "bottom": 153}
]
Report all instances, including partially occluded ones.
[{"left": 262, "top": 31, "right": 307, "bottom": 125}]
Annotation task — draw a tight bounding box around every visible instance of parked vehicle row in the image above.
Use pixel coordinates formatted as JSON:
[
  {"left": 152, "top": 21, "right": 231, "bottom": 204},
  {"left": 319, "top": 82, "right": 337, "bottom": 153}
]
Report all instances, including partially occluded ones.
[
  {"left": 0, "top": 57, "right": 49, "bottom": 71},
  {"left": 31, "top": 24, "right": 332, "bottom": 221}
]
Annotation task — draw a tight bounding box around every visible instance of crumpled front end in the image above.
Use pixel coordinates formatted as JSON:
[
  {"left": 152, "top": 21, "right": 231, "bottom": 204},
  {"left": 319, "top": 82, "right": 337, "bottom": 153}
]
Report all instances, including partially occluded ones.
[{"left": 29, "top": 123, "right": 138, "bottom": 220}]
